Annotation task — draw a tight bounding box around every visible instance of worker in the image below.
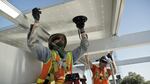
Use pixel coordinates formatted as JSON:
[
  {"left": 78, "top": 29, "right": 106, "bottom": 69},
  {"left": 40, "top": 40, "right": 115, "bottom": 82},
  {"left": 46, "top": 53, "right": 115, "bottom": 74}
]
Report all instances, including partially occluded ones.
[
  {"left": 27, "top": 8, "right": 89, "bottom": 84},
  {"left": 85, "top": 52, "right": 117, "bottom": 84}
]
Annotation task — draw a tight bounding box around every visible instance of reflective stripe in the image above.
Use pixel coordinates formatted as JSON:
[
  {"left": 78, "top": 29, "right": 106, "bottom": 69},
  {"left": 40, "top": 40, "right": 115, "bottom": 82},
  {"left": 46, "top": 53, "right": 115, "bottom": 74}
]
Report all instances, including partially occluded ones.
[
  {"left": 39, "top": 59, "right": 52, "bottom": 79},
  {"left": 66, "top": 52, "right": 72, "bottom": 73},
  {"left": 37, "top": 50, "right": 73, "bottom": 84},
  {"left": 37, "top": 78, "right": 44, "bottom": 83}
]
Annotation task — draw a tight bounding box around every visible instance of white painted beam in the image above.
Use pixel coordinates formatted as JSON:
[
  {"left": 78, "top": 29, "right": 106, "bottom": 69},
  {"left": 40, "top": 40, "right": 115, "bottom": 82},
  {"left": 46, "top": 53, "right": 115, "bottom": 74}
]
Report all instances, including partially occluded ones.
[
  {"left": 66, "top": 30, "right": 150, "bottom": 55},
  {"left": 116, "top": 56, "right": 150, "bottom": 66},
  {"left": 0, "top": 1, "right": 50, "bottom": 37},
  {"left": 0, "top": 0, "right": 75, "bottom": 29},
  {"left": 0, "top": 0, "right": 29, "bottom": 29},
  {"left": 73, "top": 56, "right": 150, "bottom": 68},
  {"left": 111, "top": 0, "right": 125, "bottom": 35}
]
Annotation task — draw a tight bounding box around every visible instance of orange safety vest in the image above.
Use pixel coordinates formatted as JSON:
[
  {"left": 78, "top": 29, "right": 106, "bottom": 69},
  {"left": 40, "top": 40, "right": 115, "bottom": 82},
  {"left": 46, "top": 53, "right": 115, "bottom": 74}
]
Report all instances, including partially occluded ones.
[
  {"left": 92, "top": 65, "right": 111, "bottom": 84},
  {"left": 37, "top": 50, "right": 73, "bottom": 84}
]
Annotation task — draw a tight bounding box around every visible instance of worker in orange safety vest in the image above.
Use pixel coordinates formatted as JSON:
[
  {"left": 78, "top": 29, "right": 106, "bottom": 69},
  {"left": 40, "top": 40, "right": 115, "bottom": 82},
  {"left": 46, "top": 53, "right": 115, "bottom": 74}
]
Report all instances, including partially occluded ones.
[
  {"left": 84, "top": 52, "right": 117, "bottom": 84},
  {"left": 27, "top": 8, "right": 89, "bottom": 84}
]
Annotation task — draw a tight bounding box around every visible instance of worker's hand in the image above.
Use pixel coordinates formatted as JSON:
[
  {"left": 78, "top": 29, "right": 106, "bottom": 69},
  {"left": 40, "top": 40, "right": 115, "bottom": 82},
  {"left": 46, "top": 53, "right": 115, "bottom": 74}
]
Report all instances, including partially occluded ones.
[
  {"left": 107, "top": 53, "right": 113, "bottom": 61},
  {"left": 32, "top": 8, "right": 41, "bottom": 22},
  {"left": 81, "top": 33, "right": 88, "bottom": 39},
  {"left": 79, "top": 28, "right": 85, "bottom": 33},
  {"left": 106, "top": 58, "right": 112, "bottom": 64}
]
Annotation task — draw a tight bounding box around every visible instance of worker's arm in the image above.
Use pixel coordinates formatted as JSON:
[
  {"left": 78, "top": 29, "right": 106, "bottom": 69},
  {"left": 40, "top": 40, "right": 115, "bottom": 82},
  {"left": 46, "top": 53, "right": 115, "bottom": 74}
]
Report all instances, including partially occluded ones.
[
  {"left": 72, "top": 33, "right": 89, "bottom": 63},
  {"left": 111, "top": 59, "right": 117, "bottom": 74},
  {"left": 27, "top": 22, "right": 50, "bottom": 62},
  {"left": 84, "top": 55, "right": 93, "bottom": 69},
  {"left": 79, "top": 55, "right": 92, "bottom": 69},
  {"left": 27, "top": 8, "right": 50, "bottom": 63},
  {"left": 107, "top": 51, "right": 117, "bottom": 74}
]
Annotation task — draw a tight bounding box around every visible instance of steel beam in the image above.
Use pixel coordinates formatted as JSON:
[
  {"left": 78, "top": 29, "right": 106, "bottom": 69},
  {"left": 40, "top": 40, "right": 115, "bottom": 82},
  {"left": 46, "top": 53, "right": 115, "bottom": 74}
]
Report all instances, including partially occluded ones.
[
  {"left": 67, "top": 30, "right": 150, "bottom": 55},
  {"left": 73, "top": 56, "right": 150, "bottom": 68}
]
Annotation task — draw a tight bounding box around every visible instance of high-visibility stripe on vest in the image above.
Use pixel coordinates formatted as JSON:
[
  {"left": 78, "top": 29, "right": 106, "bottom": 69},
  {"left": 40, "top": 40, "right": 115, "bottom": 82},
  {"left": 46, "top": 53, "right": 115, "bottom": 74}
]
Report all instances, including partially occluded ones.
[{"left": 37, "top": 50, "right": 73, "bottom": 84}]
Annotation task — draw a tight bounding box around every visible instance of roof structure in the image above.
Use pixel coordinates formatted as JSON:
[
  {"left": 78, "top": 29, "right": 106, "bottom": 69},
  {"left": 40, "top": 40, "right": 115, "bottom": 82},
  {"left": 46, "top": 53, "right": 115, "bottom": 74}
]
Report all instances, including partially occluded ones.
[{"left": 1, "top": 0, "right": 150, "bottom": 68}]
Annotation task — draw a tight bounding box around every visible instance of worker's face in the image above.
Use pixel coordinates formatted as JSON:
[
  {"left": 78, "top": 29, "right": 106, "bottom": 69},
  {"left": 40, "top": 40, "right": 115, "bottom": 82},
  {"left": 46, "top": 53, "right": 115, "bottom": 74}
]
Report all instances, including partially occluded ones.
[
  {"left": 99, "top": 62, "right": 107, "bottom": 68},
  {"left": 53, "top": 36, "right": 65, "bottom": 48}
]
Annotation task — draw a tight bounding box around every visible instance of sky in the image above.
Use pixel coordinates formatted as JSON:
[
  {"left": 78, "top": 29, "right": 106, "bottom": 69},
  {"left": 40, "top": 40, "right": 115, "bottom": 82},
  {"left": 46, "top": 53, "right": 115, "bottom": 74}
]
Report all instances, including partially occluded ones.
[
  {"left": 0, "top": 0, "right": 70, "bottom": 31},
  {"left": 0, "top": 16, "right": 14, "bottom": 31},
  {"left": 116, "top": 0, "right": 150, "bottom": 81},
  {"left": 9, "top": 0, "right": 72, "bottom": 12},
  {"left": 0, "top": 0, "right": 150, "bottom": 82},
  {"left": 118, "top": 0, "right": 150, "bottom": 36}
]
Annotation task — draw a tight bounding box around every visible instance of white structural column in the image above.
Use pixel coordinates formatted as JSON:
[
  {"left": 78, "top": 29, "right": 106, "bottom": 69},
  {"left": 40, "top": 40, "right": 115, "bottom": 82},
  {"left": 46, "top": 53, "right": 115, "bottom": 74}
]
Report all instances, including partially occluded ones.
[{"left": 67, "top": 30, "right": 150, "bottom": 55}]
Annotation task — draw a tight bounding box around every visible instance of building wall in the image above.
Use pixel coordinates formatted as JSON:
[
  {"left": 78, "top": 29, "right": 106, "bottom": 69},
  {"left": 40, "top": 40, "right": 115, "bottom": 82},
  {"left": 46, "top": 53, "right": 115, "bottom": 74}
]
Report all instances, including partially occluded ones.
[{"left": 0, "top": 42, "right": 42, "bottom": 84}]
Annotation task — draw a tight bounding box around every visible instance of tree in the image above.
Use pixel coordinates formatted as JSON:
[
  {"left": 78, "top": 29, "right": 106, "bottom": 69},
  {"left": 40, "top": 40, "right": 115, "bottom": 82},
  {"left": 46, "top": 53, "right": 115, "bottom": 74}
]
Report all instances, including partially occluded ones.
[
  {"left": 120, "top": 72, "right": 145, "bottom": 84},
  {"left": 145, "top": 81, "right": 150, "bottom": 84}
]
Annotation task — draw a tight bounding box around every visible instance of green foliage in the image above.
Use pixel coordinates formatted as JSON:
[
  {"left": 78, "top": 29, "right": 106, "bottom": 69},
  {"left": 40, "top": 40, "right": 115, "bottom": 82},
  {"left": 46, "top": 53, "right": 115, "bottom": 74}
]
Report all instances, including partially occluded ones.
[
  {"left": 120, "top": 72, "right": 145, "bottom": 84},
  {"left": 145, "top": 81, "right": 150, "bottom": 84}
]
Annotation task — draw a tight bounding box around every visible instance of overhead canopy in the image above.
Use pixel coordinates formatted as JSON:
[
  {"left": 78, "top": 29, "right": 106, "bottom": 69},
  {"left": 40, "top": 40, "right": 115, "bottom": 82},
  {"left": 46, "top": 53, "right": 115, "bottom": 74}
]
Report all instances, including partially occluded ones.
[{"left": 0, "top": 0, "right": 124, "bottom": 62}]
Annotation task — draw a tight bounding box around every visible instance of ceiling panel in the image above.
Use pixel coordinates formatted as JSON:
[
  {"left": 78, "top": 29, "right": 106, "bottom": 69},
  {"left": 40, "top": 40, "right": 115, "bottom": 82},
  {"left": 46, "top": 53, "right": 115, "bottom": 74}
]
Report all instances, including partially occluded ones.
[
  {"left": 0, "top": 0, "right": 116, "bottom": 63},
  {"left": 25, "top": 0, "right": 113, "bottom": 44}
]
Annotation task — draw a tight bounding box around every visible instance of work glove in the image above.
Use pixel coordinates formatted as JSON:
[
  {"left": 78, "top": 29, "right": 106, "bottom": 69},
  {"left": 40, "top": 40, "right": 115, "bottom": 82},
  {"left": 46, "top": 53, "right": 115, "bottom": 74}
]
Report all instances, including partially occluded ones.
[
  {"left": 32, "top": 8, "right": 41, "bottom": 21},
  {"left": 106, "top": 58, "right": 112, "bottom": 64},
  {"left": 79, "top": 27, "right": 85, "bottom": 33},
  {"left": 107, "top": 53, "right": 113, "bottom": 61}
]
